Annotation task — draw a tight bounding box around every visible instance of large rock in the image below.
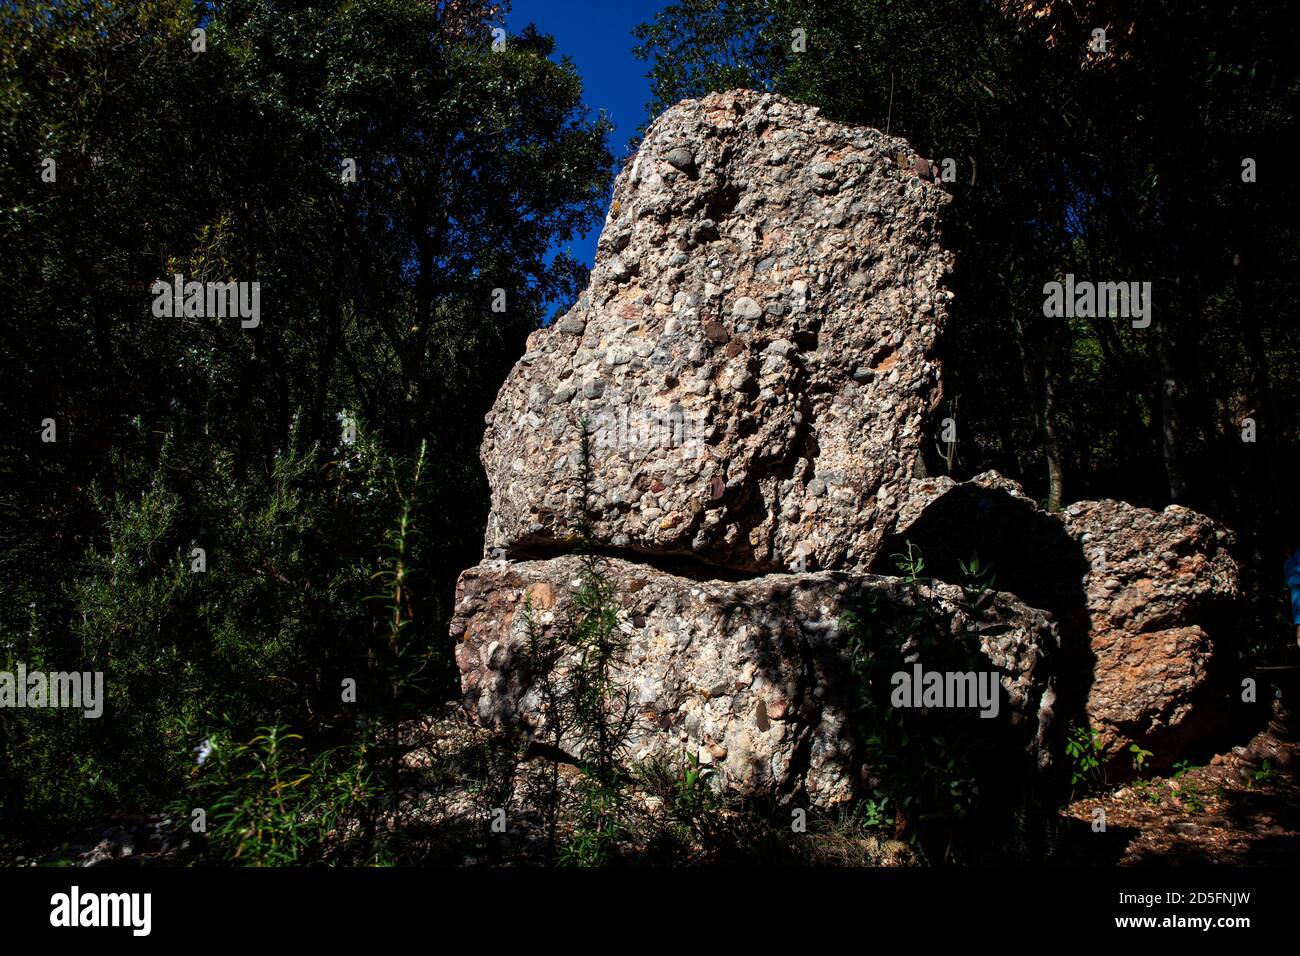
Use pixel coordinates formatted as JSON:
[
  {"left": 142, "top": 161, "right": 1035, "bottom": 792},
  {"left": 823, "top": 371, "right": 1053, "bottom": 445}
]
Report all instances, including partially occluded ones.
[
  {"left": 451, "top": 555, "right": 1059, "bottom": 807},
  {"left": 885, "top": 472, "right": 1243, "bottom": 767},
  {"left": 481, "top": 90, "right": 953, "bottom": 574}
]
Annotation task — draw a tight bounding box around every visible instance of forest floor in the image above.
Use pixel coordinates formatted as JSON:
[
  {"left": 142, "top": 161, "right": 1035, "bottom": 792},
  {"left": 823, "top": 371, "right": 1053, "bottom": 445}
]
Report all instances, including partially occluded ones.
[
  {"left": 1058, "top": 720, "right": 1299, "bottom": 865},
  {"left": 12, "top": 713, "right": 1299, "bottom": 868}
]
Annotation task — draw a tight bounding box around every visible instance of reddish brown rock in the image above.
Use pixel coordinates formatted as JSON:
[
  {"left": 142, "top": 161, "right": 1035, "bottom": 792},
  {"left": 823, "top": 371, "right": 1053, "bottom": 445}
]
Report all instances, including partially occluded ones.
[{"left": 888, "top": 472, "right": 1243, "bottom": 768}]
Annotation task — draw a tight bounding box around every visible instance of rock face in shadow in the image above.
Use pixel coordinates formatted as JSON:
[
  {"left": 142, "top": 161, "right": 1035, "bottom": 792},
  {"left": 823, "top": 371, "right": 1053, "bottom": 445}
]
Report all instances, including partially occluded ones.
[
  {"left": 887, "top": 472, "right": 1243, "bottom": 769},
  {"left": 883, "top": 472, "right": 1090, "bottom": 625},
  {"left": 452, "top": 555, "right": 1058, "bottom": 807},
  {"left": 481, "top": 89, "right": 953, "bottom": 575}
]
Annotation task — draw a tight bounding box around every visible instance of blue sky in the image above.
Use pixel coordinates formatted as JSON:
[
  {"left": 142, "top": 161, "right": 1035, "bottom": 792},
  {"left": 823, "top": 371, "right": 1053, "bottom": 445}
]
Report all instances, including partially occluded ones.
[{"left": 509, "top": 0, "right": 669, "bottom": 270}]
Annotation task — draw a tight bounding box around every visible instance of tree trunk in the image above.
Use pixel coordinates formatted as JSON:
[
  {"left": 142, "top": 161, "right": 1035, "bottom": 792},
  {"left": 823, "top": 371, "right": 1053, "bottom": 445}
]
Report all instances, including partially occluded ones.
[
  {"left": 1010, "top": 305, "right": 1067, "bottom": 512},
  {"left": 1041, "top": 325, "right": 1067, "bottom": 512},
  {"left": 1152, "top": 297, "right": 1188, "bottom": 504}
]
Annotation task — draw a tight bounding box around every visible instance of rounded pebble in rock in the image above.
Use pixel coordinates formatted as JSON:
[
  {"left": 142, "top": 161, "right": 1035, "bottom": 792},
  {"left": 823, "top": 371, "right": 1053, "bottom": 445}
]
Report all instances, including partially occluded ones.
[
  {"left": 732, "top": 297, "right": 763, "bottom": 321},
  {"left": 666, "top": 147, "right": 696, "bottom": 171}
]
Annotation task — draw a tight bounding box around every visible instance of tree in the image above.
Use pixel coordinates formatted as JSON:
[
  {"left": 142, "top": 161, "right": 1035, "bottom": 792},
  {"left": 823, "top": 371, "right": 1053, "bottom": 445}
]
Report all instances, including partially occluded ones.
[{"left": 0, "top": 0, "right": 612, "bottom": 839}]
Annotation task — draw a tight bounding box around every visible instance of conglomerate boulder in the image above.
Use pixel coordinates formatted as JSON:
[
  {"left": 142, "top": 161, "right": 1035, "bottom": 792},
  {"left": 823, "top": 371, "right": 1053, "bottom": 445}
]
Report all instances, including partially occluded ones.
[
  {"left": 452, "top": 555, "right": 1059, "bottom": 807},
  {"left": 452, "top": 91, "right": 1245, "bottom": 810},
  {"left": 481, "top": 89, "right": 953, "bottom": 575},
  {"left": 886, "top": 472, "right": 1244, "bottom": 767}
]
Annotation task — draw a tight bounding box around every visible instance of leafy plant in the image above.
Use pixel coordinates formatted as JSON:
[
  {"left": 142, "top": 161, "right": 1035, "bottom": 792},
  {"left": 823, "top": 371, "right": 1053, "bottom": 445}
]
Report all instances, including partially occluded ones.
[
  {"left": 0, "top": 0, "right": 613, "bottom": 850},
  {"left": 957, "top": 552, "right": 997, "bottom": 614},
  {"left": 1248, "top": 759, "right": 1274, "bottom": 789},
  {"left": 1065, "top": 725, "right": 1105, "bottom": 789},
  {"left": 626, "top": 750, "right": 727, "bottom": 864},
  {"left": 557, "top": 776, "right": 628, "bottom": 868},
  {"left": 545, "top": 419, "right": 639, "bottom": 864},
  {"left": 1174, "top": 784, "right": 1206, "bottom": 814},
  {"left": 674, "top": 752, "right": 718, "bottom": 815},
  {"left": 860, "top": 795, "right": 892, "bottom": 830},
  {"left": 508, "top": 417, "right": 641, "bottom": 865},
  {"left": 840, "top": 540, "right": 993, "bottom": 853},
  {"left": 175, "top": 723, "right": 376, "bottom": 866},
  {"left": 362, "top": 440, "right": 436, "bottom": 840},
  {"left": 1131, "top": 778, "right": 1163, "bottom": 806},
  {"left": 892, "top": 540, "right": 926, "bottom": 583},
  {"left": 1165, "top": 760, "right": 1207, "bottom": 812},
  {"left": 1129, "top": 743, "right": 1154, "bottom": 774}
]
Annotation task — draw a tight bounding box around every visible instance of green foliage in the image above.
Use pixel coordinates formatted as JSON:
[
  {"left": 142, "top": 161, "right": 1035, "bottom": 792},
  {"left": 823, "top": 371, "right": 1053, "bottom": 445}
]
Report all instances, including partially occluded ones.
[
  {"left": 1131, "top": 778, "right": 1163, "bottom": 807},
  {"left": 0, "top": 0, "right": 612, "bottom": 849},
  {"left": 627, "top": 751, "right": 725, "bottom": 863},
  {"left": 840, "top": 541, "right": 997, "bottom": 851},
  {"left": 173, "top": 723, "right": 378, "bottom": 866},
  {"left": 5, "top": 0, "right": 1298, "bottom": 867},
  {"left": 632, "top": 0, "right": 782, "bottom": 127},
  {"left": 1248, "top": 759, "right": 1274, "bottom": 789},
  {"left": 1169, "top": 760, "right": 1212, "bottom": 814},
  {"left": 527, "top": 542, "right": 640, "bottom": 866},
  {"left": 957, "top": 553, "right": 996, "bottom": 614},
  {"left": 1065, "top": 725, "right": 1105, "bottom": 789},
  {"left": 499, "top": 417, "right": 647, "bottom": 865},
  {"left": 565, "top": 554, "right": 637, "bottom": 784},
  {"left": 892, "top": 540, "right": 926, "bottom": 583},
  {"left": 858, "top": 795, "right": 892, "bottom": 831},
  {"left": 1173, "top": 782, "right": 1206, "bottom": 814},
  {"left": 552, "top": 420, "right": 639, "bottom": 863},
  {"left": 675, "top": 752, "right": 718, "bottom": 810},
  {"left": 556, "top": 776, "right": 629, "bottom": 868},
  {"left": 1129, "top": 743, "right": 1154, "bottom": 774}
]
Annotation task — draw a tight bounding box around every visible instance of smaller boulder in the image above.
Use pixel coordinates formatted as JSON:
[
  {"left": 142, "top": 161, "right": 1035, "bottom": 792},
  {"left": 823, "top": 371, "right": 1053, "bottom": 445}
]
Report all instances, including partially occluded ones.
[{"left": 888, "top": 472, "right": 1243, "bottom": 770}]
